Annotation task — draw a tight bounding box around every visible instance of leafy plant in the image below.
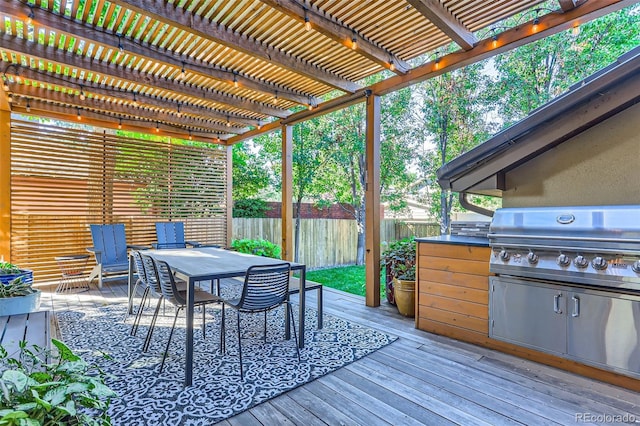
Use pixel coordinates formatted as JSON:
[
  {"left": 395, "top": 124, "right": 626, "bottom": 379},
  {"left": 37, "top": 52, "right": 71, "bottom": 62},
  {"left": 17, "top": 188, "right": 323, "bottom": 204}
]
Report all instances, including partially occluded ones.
[
  {"left": 381, "top": 237, "right": 416, "bottom": 281},
  {"left": 0, "top": 277, "right": 37, "bottom": 298},
  {"left": 231, "top": 239, "right": 281, "bottom": 259},
  {"left": 0, "top": 339, "right": 115, "bottom": 426},
  {"left": 0, "top": 263, "right": 21, "bottom": 275},
  {"left": 232, "top": 199, "right": 271, "bottom": 218}
]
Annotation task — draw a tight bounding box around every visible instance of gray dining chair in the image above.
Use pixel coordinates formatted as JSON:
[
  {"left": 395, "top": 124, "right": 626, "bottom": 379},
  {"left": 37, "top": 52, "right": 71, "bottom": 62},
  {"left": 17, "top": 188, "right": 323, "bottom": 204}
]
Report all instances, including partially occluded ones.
[
  {"left": 128, "top": 250, "right": 150, "bottom": 334},
  {"left": 149, "top": 257, "right": 223, "bottom": 372},
  {"left": 221, "top": 262, "right": 300, "bottom": 380}
]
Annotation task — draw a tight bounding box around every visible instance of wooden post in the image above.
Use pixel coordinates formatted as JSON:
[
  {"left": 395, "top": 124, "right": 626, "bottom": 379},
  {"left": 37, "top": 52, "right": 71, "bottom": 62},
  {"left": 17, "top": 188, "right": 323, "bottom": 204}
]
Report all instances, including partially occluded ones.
[
  {"left": 0, "top": 109, "right": 10, "bottom": 262},
  {"left": 365, "top": 94, "right": 381, "bottom": 307},
  {"left": 225, "top": 145, "right": 233, "bottom": 248},
  {"left": 281, "top": 125, "right": 293, "bottom": 261}
]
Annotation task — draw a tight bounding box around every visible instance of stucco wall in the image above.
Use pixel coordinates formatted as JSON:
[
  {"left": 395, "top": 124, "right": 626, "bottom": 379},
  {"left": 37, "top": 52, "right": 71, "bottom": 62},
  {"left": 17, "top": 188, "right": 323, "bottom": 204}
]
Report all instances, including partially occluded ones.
[{"left": 503, "top": 102, "right": 640, "bottom": 207}]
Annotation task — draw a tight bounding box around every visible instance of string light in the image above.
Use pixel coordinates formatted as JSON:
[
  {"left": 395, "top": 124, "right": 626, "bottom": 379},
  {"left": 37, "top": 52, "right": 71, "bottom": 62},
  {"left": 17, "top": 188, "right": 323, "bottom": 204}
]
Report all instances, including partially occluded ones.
[
  {"left": 274, "top": 90, "right": 278, "bottom": 104},
  {"left": 389, "top": 60, "right": 395, "bottom": 71},
  {"left": 2, "top": 77, "right": 9, "bottom": 92},
  {"left": 155, "top": 121, "right": 160, "bottom": 132},
  {"left": 257, "top": 120, "right": 262, "bottom": 130},
  {"left": 304, "top": 10, "right": 311, "bottom": 31},
  {"left": 7, "top": 93, "right": 12, "bottom": 103},
  {"left": 532, "top": 16, "right": 540, "bottom": 33},
  {"left": 351, "top": 32, "right": 357, "bottom": 50},
  {"left": 26, "top": 6, "right": 34, "bottom": 25},
  {"left": 132, "top": 92, "right": 138, "bottom": 107},
  {"left": 434, "top": 57, "right": 440, "bottom": 70},
  {"left": 188, "top": 130, "right": 192, "bottom": 140},
  {"left": 226, "top": 116, "right": 231, "bottom": 127},
  {"left": 76, "top": 108, "right": 81, "bottom": 120},
  {"left": 26, "top": 99, "right": 31, "bottom": 113},
  {"left": 118, "top": 36, "right": 124, "bottom": 53},
  {"left": 118, "top": 118, "right": 122, "bottom": 129},
  {"left": 233, "top": 73, "right": 238, "bottom": 88},
  {"left": 492, "top": 34, "right": 498, "bottom": 48},
  {"left": 79, "top": 86, "right": 86, "bottom": 101}
]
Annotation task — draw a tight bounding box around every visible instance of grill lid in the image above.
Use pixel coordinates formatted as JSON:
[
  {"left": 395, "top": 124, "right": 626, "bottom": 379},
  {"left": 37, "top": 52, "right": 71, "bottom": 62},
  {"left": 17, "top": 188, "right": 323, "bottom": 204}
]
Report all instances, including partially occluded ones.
[{"left": 489, "top": 205, "right": 640, "bottom": 253}]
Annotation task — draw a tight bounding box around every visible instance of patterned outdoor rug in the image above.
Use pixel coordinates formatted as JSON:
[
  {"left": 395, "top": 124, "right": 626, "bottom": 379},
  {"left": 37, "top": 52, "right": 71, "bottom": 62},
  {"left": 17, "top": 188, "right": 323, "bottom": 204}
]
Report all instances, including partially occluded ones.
[{"left": 56, "top": 291, "right": 396, "bottom": 425}]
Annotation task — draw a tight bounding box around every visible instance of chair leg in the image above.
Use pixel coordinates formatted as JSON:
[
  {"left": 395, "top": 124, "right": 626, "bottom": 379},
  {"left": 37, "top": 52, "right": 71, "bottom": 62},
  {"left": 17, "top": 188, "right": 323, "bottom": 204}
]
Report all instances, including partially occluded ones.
[
  {"left": 202, "top": 304, "right": 206, "bottom": 338},
  {"left": 317, "top": 287, "right": 323, "bottom": 329},
  {"left": 287, "top": 302, "right": 301, "bottom": 362},
  {"left": 237, "top": 310, "right": 243, "bottom": 380},
  {"left": 124, "top": 280, "right": 140, "bottom": 323},
  {"left": 220, "top": 304, "right": 226, "bottom": 353},
  {"left": 160, "top": 307, "right": 182, "bottom": 373},
  {"left": 143, "top": 296, "right": 163, "bottom": 352},
  {"left": 263, "top": 311, "right": 267, "bottom": 342},
  {"left": 131, "top": 286, "right": 150, "bottom": 336}
]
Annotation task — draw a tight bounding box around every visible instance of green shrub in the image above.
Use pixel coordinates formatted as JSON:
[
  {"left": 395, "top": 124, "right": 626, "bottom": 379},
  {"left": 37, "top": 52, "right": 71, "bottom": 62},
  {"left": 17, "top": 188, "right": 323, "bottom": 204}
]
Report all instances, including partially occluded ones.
[
  {"left": 231, "top": 239, "right": 281, "bottom": 259},
  {"left": 232, "top": 199, "right": 271, "bottom": 218},
  {"left": 0, "top": 339, "right": 115, "bottom": 425}
]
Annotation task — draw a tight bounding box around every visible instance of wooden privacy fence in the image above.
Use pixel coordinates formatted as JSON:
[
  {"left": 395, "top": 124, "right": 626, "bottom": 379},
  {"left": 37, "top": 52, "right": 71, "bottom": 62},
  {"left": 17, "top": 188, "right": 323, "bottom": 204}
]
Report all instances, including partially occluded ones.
[{"left": 233, "top": 218, "right": 440, "bottom": 269}]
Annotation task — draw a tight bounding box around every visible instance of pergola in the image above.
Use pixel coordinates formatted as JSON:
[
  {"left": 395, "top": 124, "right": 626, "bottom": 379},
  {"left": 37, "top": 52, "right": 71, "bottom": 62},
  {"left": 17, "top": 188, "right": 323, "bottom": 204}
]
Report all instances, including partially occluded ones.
[{"left": 0, "top": 0, "right": 633, "bottom": 306}]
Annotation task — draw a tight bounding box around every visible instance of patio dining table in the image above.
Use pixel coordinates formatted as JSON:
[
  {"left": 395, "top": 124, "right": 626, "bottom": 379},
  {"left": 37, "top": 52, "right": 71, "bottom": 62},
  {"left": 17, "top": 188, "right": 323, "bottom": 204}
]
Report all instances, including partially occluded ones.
[{"left": 127, "top": 246, "right": 307, "bottom": 386}]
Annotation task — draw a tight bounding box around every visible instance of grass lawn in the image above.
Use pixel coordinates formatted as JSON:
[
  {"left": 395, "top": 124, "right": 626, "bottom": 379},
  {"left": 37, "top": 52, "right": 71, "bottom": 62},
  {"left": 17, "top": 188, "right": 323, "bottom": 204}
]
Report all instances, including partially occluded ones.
[{"left": 297, "top": 265, "right": 385, "bottom": 299}]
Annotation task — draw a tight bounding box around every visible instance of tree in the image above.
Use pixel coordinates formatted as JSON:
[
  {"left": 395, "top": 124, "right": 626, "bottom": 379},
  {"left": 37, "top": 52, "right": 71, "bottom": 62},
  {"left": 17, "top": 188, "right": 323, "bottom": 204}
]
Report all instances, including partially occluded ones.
[
  {"left": 413, "top": 64, "right": 494, "bottom": 234},
  {"left": 231, "top": 142, "right": 272, "bottom": 200},
  {"left": 492, "top": 5, "right": 640, "bottom": 123}
]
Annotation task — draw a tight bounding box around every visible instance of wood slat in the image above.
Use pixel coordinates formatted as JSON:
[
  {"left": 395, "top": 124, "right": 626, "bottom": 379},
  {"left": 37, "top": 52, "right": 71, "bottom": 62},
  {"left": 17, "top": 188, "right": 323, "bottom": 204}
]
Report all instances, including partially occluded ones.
[{"left": 418, "top": 242, "right": 491, "bottom": 262}]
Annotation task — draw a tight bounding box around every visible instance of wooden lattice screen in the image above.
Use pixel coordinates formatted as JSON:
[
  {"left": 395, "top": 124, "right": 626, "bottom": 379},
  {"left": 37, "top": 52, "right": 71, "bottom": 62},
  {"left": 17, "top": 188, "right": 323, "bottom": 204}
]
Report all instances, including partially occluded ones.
[{"left": 10, "top": 117, "right": 228, "bottom": 284}]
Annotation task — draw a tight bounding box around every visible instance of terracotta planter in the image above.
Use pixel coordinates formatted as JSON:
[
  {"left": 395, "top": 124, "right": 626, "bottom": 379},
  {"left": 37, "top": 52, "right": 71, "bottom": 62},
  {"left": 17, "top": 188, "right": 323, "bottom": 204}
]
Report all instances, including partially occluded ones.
[
  {"left": 0, "top": 289, "right": 41, "bottom": 316},
  {"left": 393, "top": 278, "right": 415, "bottom": 317}
]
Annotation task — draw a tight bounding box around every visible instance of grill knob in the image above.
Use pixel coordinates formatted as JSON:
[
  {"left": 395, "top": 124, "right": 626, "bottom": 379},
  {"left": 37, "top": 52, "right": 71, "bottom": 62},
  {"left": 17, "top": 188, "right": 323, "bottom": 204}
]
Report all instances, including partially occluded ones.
[
  {"left": 499, "top": 250, "right": 510, "bottom": 261},
  {"left": 592, "top": 256, "right": 608, "bottom": 271},
  {"left": 632, "top": 260, "right": 640, "bottom": 274},
  {"left": 526, "top": 252, "right": 539, "bottom": 264},
  {"left": 574, "top": 255, "right": 589, "bottom": 269},
  {"left": 557, "top": 254, "right": 571, "bottom": 267}
]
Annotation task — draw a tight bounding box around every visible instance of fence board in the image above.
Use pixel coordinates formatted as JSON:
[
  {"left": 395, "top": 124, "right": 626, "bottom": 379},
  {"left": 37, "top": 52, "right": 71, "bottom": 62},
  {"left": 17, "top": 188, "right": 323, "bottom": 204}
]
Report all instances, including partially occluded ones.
[{"left": 233, "top": 218, "right": 439, "bottom": 269}]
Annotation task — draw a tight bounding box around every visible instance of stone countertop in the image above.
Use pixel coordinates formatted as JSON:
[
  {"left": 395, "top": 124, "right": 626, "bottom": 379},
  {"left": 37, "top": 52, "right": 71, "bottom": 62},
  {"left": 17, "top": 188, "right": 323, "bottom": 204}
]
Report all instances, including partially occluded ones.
[{"left": 415, "top": 235, "right": 489, "bottom": 247}]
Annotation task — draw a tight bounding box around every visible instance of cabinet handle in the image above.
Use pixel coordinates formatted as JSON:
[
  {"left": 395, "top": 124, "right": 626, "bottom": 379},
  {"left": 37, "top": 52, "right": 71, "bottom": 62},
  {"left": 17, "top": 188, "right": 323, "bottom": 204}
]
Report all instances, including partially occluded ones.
[
  {"left": 553, "top": 293, "right": 563, "bottom": 314},
  {"left": 572, "top": 296, "right": 580, "bottom": 317}
]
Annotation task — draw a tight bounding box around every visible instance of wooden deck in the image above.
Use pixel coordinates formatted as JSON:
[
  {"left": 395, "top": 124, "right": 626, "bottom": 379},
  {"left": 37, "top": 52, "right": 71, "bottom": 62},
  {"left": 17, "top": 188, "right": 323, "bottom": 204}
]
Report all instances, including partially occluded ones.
[{"left": 40, "top": 282, "right": 639, "bottom": 425}]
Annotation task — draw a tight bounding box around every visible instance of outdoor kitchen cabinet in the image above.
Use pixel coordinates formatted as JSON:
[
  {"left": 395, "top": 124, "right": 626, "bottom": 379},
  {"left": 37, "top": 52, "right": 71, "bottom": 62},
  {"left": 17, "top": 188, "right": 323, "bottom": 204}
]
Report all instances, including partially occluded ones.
[{"left": 490, "top": 276, "right": 640, "bottom": 379}]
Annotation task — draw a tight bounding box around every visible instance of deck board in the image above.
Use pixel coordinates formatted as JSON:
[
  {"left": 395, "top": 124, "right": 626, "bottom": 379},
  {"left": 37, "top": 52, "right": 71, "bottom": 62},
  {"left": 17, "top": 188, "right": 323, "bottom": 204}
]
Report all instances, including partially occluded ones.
[{"left": 41, "top": 282, "right": 640, "bottom": 425}]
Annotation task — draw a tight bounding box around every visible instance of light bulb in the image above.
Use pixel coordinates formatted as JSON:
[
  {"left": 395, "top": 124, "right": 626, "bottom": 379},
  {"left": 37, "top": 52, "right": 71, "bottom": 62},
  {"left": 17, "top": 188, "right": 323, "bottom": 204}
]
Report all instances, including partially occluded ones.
[
  {"left": 351, "top": 36, "right": 357, "bottom": 50},
  {"left": 572, "top": 25, "right": 580, "bottom": 36},
  {"left": 389, "top": 61, "right": 395, "bottom": 71},
  {"left": 118, "top": 119, "right": 122, "bottom": 129},
  {"left": 304, "top": 16, "right": 311, "bottom": 31}
]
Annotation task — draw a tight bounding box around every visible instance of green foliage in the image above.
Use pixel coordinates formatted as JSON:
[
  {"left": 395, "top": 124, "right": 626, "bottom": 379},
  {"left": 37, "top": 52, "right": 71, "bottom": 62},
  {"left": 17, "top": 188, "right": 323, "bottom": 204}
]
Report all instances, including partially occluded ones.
[
  {"left": 0, "top": 277, "right": 37, "bottom": 298},
  {"left": 231, "top": 239, "right": 281, "bottom": 259},
  {"left": 0, "top": 339, "right": 116, "bottom": 425},
  {"left": 381, "top": 238, "right": 416, "bottom": 281},
  {"left": 232, "top": 143, "right": 272, "bottom": 200},
  {"left": 0, "top": 263, "right": 21, "bottom": 275},
  {"left": 232, "top": 199, "right": 271, "bottom": 218}
]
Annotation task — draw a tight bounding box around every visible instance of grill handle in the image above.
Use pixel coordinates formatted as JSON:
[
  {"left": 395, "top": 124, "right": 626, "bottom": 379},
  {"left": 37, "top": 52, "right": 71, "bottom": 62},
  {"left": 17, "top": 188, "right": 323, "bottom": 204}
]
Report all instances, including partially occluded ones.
[
  {"left": 572, "top": 296, "right": 580, "bottom": 318},
  {"left": 488, "top": 233, "right": 640, "bottom": 244},
  {"left": 553, "top": 293, "right": 563, "bottom": 314}
]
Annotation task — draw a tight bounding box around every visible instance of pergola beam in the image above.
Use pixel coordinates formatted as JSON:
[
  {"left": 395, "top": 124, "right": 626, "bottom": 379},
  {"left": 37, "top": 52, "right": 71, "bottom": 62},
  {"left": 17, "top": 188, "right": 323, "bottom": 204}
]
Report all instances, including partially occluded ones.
[
  {"left": 11, "top": 100, "right": 230, "bottom": 142},
  {"left": 260, "top": 0, "right": 410, "bottom": 74},
  {"left": 117, "top": 0, "right": 360, "bottom": 94},
  {"left": 10, "top": 85, "right": 246, "bottom": 134},
  {"left": 0, "top": 0, "right": 314, "bottom": 107},
  {"left": 405, "top": 0, "right": 478, "bottom": 50},
  {"left": 6, "top": 69, "right": 261, "bottom": 128},
  {"left": 0, "top": 35, "right": 289, "bottom": 119}
]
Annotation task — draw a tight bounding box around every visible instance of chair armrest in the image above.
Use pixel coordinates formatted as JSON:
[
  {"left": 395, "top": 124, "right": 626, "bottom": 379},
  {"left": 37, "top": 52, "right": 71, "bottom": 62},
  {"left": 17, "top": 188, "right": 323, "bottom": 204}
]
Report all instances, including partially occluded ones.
[
  {"left": 86, "top": 247, "right": 102, "bottom": 263},
  {"left": 185, "top": 241, "right": 201, "bottom": 247},
  {"left": 127, "top": 244, "right": 150, "bottom": 250}
]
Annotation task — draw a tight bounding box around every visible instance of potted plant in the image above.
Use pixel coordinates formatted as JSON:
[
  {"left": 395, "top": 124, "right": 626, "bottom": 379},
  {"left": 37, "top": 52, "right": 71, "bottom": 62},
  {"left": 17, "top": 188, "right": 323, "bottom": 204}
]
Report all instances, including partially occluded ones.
[
  {"left": 0, "top": 262, "right": 33, "bottom": 287},
  {"left": 381, "top": 238, "right": 416, "bottom": 317},
  {"left": 0, "top": 339, "right": 116, "bottom": 425},
  {"left": 0, "top": 262, "right": 40, "bottom": 316}
]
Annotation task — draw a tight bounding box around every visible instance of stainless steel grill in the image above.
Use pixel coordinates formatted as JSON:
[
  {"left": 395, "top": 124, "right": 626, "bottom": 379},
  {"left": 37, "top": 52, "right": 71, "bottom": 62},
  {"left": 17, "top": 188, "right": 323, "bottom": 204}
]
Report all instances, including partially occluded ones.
[{"left": 488, "top": 205, "right": 640, "bottom": 291}]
